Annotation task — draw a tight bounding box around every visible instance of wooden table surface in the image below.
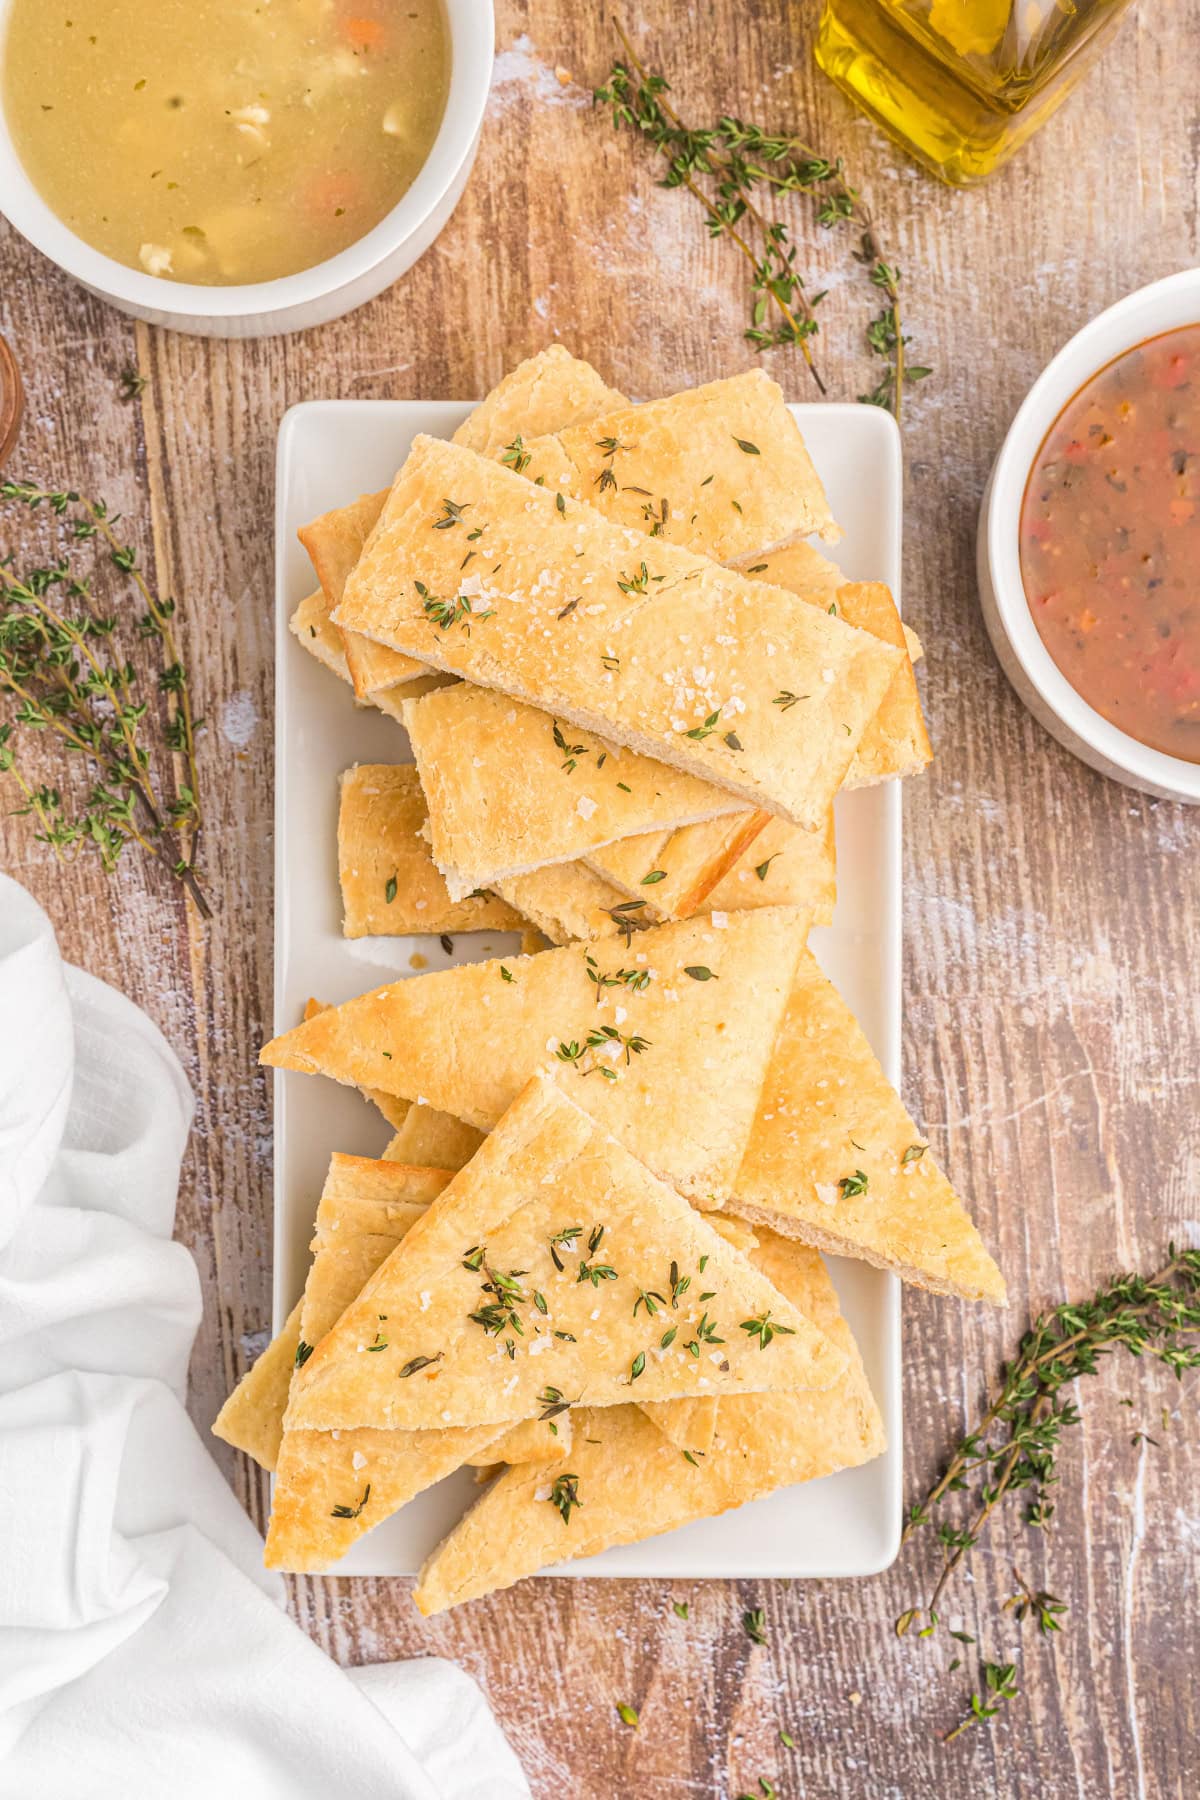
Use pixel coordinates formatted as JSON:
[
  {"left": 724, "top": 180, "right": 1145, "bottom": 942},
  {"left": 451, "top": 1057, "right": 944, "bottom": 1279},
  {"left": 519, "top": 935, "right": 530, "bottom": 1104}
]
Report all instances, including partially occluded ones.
[{"left": 2, "top": 4, "right": 1198, "bottom": 1795}]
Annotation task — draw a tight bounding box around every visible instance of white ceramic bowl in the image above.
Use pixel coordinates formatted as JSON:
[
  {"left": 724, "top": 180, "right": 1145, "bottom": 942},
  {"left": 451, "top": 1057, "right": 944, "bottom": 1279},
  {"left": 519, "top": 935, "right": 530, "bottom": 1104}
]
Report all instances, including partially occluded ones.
[
  {"left": 0, "top": 0, "right": 494, "bottom": 338},
  {"left": 978, "top": 267, "right": 1200, "bottom": 804}
]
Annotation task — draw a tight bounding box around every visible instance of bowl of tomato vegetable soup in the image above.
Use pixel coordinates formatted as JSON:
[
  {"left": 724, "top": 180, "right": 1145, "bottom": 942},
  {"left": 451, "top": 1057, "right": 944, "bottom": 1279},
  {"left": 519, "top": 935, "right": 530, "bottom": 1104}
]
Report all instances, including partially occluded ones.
[
  {"left": 0, "top": 0, "right": 494, "bottom": 336},
  {"left": 979, "top": 268, "right": 1200, "bottom": 804}
]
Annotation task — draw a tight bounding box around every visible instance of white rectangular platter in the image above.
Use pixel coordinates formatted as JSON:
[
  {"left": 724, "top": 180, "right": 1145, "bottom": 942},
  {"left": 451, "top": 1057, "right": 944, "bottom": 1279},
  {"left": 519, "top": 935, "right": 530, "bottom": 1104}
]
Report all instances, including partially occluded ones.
[{"left": 274, "top": 397, "right": 903, "bottom": 1579}]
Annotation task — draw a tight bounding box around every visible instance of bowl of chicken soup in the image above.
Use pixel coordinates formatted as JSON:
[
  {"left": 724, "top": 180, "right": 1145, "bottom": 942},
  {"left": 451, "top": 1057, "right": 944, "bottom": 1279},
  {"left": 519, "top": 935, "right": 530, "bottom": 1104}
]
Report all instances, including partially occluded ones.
[{"left": 0, "top": 0, "right": 493, "bottom": 336}]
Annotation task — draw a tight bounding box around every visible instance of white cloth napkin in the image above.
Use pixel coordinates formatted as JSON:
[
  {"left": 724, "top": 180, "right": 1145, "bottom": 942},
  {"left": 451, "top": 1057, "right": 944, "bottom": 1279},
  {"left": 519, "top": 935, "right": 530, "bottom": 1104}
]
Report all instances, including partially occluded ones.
[{"left": 0, "top": 875, "right": 530, "bottom": 1800}]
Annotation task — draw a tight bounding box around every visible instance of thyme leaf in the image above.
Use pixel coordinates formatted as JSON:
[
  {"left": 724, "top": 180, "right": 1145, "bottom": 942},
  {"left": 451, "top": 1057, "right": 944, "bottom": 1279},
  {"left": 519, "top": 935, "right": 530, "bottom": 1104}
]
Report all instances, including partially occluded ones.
[
  {"left": 0, "top": 481, "right": 210, "bottom": 915},
  {"left": 547, "top": 1471, "right": 581, "bottom": 1525},
  {"left": 330, "top": 1484, "right": 371, "bottom": 1520},
  {"left": 595, "top": 24, "right": 929, "bottom": 421}
]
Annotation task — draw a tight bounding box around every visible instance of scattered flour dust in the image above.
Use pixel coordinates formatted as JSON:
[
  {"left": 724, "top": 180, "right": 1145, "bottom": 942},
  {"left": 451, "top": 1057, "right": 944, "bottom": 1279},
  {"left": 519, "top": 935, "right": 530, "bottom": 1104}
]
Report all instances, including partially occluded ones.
[
  {"left": 489, "top": 34, "right": 588, "bottom": 112},
  {"left": 220, "top": 689, "right": 259, "bottom": 748}
]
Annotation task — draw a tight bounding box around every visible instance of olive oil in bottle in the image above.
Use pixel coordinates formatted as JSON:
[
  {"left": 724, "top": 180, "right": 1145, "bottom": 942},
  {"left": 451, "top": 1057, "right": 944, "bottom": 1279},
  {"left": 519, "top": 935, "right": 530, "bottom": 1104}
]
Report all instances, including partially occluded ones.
[{"left": 815, "top": 0, "right": 1136, "bottom": 186}]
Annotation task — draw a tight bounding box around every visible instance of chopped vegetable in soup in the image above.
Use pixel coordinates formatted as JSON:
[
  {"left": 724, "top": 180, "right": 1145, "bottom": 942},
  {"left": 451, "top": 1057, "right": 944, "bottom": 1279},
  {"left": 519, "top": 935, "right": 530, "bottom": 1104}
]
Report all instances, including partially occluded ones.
[
  {"left": 1020, "top": 326, "right": 1200, "bottom": 764},
  {"left": 3, "top": 0, "right": 449, "bottom": 285}
]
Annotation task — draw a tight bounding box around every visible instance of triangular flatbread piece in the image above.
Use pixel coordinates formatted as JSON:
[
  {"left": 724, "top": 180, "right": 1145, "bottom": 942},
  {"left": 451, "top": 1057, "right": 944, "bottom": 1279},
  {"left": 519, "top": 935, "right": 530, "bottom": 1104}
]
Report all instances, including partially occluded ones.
[
  {"left": 302, "top": 997, "right": 410, "bottom": 1131},
  {"left": 212, "top": 1298, "right": 304, "bottom": 1472},
  {"left": 727, "top": 949, "right": 1006, "bottom": 1304},
  {"left": 254, "top": 1159, "right": 749, "bottom": 1568},
  {"left": 637, "top": 1212, "right": 759, "bottom": 1456},
  {"left": 260, "top": 1156, "right": 567, "bottom": 1572},
  {"left": 413, "top": 1225, "right": 884, "bottom": 1613},
  {"left": 214, "top": 1157, "right": 451, "bottom": 1471},
  {"left": 284, "top": 1074, "right": 845, "bottom": 1437},
  {"left": 383, "top": 1102, "right": 487, "bottom": 1171},
  {"left": 261, "top": 907, "right": 809, "bottom": 1201}
]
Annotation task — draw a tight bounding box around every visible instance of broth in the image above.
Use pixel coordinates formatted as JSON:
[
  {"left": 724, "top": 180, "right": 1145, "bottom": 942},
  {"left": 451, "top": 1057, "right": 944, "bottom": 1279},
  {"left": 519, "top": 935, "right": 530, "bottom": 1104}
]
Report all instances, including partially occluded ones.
[{"left": 3, "top": 0, "right": 450, "bottom": 285}]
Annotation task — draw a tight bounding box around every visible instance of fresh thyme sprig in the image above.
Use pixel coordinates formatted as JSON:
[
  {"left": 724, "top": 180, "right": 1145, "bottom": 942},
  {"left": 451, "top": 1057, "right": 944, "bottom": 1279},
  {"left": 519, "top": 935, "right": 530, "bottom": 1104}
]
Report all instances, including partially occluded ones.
[
  {"left": 595, "top": 19, "right": 930, "bottom": 421},
  {"left": 942, "top": 1661, "right": 1018, "bottom": 1744},
  {"left": 894, "top": 1247, "right": 1200, "bottom": 1740},
  {"left": 897, "top": 1247, "right": 1200, "bottom": 1638},
  {"left": 0, "top": 480, "right": 210, "bottom": 917}
]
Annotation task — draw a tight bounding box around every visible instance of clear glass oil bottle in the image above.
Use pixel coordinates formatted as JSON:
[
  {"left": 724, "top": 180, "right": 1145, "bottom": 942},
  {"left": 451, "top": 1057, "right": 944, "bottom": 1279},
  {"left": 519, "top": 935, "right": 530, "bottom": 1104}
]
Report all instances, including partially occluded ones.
[{"left": 815, "top": 0, "right": 1137, "bottom": 185}]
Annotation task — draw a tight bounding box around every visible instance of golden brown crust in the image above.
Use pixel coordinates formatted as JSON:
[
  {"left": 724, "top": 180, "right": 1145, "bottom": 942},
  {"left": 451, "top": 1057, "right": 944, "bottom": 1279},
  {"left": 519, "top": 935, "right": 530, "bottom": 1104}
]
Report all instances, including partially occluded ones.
[
  {"left": 833, "top": 582, "right": 932, "bottom": 787},
  {"left": 285, "top": 1073, "right": 845, "bottom": 1435},
  {"left": 585, "top": 810, "right": 769, "bottom": 921},
  {"left": 266, "top": 1420, "right": 510, "bottom": 1572},
  {"left": 332, "top": 436, "right": 902, "bottom": 827},
  {"left": 481, "top": 1413, "right": 573, "bottom": 1469},
  {"left": 499, "top": 820, "right": 834, "bottom": 943},
  {"left": 211, "top": 1298, "right": 303, "bottom": 1472},
  {"left": 212, "top": 1161, "right": 452, "bottom": 1477},
  {"left": 261, "top": 908, "right": 810, "bottom": 1201},
  {"left": 382, "top": 1103, "right": 487, "bottom": 1171},
  {"left": 302, "top": 997, "right": 410, "bottom": 1129},
  {"left": 702, "top": 809, "right": 836, "bottom": 926},
  {"left": 402, "top": 682, "right": 744, "bottom": 897},
  {"left": 289, "top": 589, "right": 353, "bottom": 685},
  {"left": 728, "top": 950, "right": 1006, "bottom": 1304},
  {"left": 288, "top": 589, "right": 448, "bottom": 709},
  {"left": 495, "top": 863, "right": 627, "bottom": 946},
  {"left": 337, "top": 764, "right": 529, "bottom": 937},
  {"left": 261, "top": 1155, "right": 565, "bottom": 1572},
  {"left": 520, "top": 369, "right": 838, "bottom": 557},
  {"left": 637, "top": 1396, "right": 718, "bottom": 1455},
  {"left": 747, "top": 545, "right": 931, "bottom": 787},
  {"left": 450, "top": 344, "right": 628, "bottom": 459},
  {"left": 299, "top": 490, "right": 387, "bottom": 623},
  {"left": 298, "top": 489, "right": 427, "bottom": 699},
  {"left": 413, "top": 1228, "right": 884, "bottom": 1613}
]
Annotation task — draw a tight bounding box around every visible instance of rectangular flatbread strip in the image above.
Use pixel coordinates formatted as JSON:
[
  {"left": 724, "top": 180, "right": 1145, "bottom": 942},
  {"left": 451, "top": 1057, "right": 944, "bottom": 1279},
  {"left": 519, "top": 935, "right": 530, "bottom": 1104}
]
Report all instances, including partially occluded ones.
[
  {"left": 413, "top": 1225, "right": 884, "bottom": 1613},
  {"left": 514, "top": 367, "right": 838, "bottom": 559},
  {"left": 584, "top": 811, "right": 769, "bottom": 922},
  {"left": 333, "top": 435, "right": 902, "bottom": 827},
  {"left": 309, "top": 347, "right": 630, "bottom": 697},
  {"left": 339, "top": 771, "right": 829, "bottom": 952},
  {"left": 495, "top": 862, "right": 629, "bottom": 946},
  {"left": 398, "top": 564, "right": 914, "bottom": 918},
  {"left": 747, "top": 544, "right": 931, "bottom": 786},
  {"left": 700, "top": 809, "right": 836, "bottom": 927},
  {"left": 501, "top": 815, "right": 835, "bottom": 944},
  {"left": 402, "top": 682, "right": 745, "bottom": 899},
  {"left": 290, "top": 588, "right": 353, "bottom": 685},
  {"left": 288, "top": 589, "right": 449, "bottom": 705},
  {"left": 284, "top": 1073, "right": 846, "bottom": 1436},
  {"left": 342, "top": 367, "right": 837, "bottom": 699},
  {"left": 587, "top": 806, "right": 835, "bottom": 929},
  {"left": 338, "top": 764, "right": 529, "bottom": 937},
  {"left": 727, "top": 948, "right": 1006, "bottom": 1304},
  {"left": 260, "top": 907, "right": 810, "bottom": 1202}
]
